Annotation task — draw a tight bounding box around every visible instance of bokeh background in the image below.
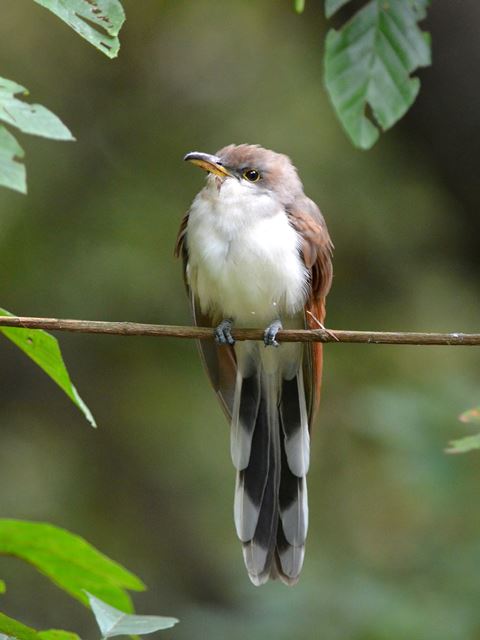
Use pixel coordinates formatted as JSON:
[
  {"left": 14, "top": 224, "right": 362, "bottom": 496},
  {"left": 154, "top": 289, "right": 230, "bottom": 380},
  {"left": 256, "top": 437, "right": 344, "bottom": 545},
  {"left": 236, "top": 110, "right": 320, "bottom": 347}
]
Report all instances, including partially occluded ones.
[{"left": 1, "top": 1, "right": 480, "bottom": 638}]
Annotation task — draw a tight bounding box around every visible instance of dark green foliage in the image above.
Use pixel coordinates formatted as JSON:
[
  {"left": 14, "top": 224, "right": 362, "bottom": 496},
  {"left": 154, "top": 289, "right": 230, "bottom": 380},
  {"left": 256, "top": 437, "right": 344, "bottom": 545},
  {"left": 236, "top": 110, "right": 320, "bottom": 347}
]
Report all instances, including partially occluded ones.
[
  {"left": 0, "top": 0, "right": 124, "bottom": 193},
  {"left": 0, "top": 521, "right": 177, "bottom": 638},
  {"left": 0, "top": 520, "right": 144, "bottom": 612},
  {"left": 324, "top": 0, "right": 431, "bottom": 148}
]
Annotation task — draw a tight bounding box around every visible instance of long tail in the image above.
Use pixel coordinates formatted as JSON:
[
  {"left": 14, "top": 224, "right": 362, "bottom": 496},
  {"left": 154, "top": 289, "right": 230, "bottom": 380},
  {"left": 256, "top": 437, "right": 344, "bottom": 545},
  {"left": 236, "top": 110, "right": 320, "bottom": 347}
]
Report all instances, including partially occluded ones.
[{"left": 231, "top": 344, "right": 309, "bottom": 585}]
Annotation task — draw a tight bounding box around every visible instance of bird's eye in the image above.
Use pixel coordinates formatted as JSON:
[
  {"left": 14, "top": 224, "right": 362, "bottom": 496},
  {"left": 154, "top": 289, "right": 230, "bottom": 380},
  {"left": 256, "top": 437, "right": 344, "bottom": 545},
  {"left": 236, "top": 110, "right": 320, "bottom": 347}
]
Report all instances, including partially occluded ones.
[{"left": 243, "top": 169, "right": 260, "bottom": 182}]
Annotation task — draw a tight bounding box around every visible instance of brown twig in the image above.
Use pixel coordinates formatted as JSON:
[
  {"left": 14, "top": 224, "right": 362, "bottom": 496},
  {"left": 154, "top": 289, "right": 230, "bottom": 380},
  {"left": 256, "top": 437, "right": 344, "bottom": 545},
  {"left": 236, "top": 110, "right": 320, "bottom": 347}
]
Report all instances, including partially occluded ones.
[
  {"left": 306, "top": 310, "right": 340, "bottom": 341},
  {"left": 0, "top": 315, "right": 479, "bottom": 346}
]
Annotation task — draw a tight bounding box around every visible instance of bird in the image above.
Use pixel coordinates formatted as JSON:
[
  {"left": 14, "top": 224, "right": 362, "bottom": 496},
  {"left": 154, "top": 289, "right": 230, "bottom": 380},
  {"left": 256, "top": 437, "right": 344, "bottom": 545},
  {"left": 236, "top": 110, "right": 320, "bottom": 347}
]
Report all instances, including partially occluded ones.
[{"left": 175, "top": 144, "right": 333, "bottom": 585}]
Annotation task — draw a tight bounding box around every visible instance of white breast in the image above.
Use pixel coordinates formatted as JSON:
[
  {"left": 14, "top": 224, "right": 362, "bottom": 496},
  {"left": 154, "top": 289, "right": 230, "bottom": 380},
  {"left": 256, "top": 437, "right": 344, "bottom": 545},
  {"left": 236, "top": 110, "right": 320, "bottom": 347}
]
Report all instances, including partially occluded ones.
[{"left": 186, "top": 178, "right": 308, "bottom": 325}]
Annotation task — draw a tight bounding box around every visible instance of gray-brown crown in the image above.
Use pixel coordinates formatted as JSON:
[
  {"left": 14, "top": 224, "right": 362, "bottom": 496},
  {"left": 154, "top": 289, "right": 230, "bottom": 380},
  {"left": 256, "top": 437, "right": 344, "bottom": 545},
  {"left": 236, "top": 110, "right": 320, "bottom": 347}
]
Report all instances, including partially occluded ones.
[{"left": 216, "top": 144, "right": 304, "bottom": 205}]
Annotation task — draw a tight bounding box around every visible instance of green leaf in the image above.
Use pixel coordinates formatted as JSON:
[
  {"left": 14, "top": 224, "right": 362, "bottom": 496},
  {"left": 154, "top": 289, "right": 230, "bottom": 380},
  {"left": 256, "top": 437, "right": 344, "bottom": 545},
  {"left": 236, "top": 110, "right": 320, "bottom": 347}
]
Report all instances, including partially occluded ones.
[
  {"left": 0, "top": 308, "right": 95, "bottom": 427},
  {"left": 324, "top": 0, "right": 431, "bottom": 149},
  {"left": 87, "top": 593, "right": 178, "bottom": 638},
  {"left": 446, "top": 434, "right": 480, "bottom": 455},
  {"left": 294, "top": 0, "right": 305, "bottom": 13},
  {"left": 0, "top": 126, "right": 26, "bottom": 193},
  {"left": 33, "top": 0, "right": 126, "bottom": 59},
  {"left": 0, "top": 77, "right": 73, "bottom": 193},
  {"left": 0, "top": 613, "right": 80, "bottom": 640},
  {"left": 0, "top": 77, "right": 73, "bottom": 141},
  {"left": 0, "top": 613, "right": 39, "bottom": 640},
  {"left": 0, "top": 580, "right": 5, "bottom": 594},
  {"left": 38, "top": 631, "right": 81, "bottom": 640},
  {"left": 0, "top": 520, "right": 145, "bottom": 613},
  {"left": 325, "top": 0, "right": 351, "bottom": 19}
]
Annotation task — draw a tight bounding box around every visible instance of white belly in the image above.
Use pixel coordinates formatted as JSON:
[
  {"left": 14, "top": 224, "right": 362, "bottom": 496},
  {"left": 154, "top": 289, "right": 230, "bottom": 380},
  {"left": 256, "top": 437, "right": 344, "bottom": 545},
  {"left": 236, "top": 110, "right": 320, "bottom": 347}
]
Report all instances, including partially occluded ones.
[{"left": 186, "top": 181, "right": 308, "bottom": 325}]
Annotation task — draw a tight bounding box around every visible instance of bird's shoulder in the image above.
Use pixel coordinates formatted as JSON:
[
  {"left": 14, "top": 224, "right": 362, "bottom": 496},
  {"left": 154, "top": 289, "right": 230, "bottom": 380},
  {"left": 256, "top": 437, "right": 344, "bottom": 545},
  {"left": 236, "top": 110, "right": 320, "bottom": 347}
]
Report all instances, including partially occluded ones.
[
  {"left": 174, "top": 211, "right": 189, "bottom": 260},
  {"left": 286, "top": 195, "right": 333, "bottom": 299}
]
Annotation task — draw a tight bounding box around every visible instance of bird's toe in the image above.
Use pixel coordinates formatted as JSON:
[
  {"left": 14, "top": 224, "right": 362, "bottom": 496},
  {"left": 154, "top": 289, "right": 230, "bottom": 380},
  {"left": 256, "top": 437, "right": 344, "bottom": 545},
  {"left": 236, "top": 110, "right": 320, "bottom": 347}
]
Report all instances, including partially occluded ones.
[
  {"left": 263, "top": 320, "right": 282, "bottom": 347},
  {"left": 214, "top": 319, "right": 235, "bottom": 345}
]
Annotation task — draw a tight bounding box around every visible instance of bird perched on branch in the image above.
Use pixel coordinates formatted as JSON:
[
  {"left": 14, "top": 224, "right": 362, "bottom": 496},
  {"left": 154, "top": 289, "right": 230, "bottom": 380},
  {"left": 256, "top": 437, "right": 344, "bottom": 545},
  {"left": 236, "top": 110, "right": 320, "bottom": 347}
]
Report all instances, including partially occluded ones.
[{"left": 176, "top": 144, "right": 333, "bottom": 585}]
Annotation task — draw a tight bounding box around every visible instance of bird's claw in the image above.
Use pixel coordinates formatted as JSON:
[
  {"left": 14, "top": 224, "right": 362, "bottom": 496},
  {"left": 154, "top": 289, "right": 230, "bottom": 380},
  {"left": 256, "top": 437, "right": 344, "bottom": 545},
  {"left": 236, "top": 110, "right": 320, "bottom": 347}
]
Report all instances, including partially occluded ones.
[
  {"left": 264, "top": 320, "right": 282, "bottom": 348},
  {"left": 214, "top": 318, "right": 235, "bottom": 345}
]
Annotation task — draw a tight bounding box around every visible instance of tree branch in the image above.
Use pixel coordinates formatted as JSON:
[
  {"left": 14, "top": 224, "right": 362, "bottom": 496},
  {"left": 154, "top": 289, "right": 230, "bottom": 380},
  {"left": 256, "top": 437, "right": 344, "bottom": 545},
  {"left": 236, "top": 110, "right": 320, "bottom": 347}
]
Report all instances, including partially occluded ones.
[{"left": 0, "top": 315, "right": 479, "bottom": 346}]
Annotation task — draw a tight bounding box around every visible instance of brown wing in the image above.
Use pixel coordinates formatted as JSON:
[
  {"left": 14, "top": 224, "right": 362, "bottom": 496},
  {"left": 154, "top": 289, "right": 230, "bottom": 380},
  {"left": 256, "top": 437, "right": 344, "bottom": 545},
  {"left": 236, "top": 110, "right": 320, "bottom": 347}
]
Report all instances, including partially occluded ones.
[
  {"left": 287, "top": 197, "right": 333, "bottom": 425},
  {"left": 175, "top": 213, "right": 237, "bottom": 420}
]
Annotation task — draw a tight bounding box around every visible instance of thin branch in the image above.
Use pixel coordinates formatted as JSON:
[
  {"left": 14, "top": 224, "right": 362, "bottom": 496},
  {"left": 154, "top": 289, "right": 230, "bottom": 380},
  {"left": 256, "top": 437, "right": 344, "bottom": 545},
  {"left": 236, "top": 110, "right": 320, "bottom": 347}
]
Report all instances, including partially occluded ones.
[{"left": 0, "top": 315, "right": 479, "bottom": 346}]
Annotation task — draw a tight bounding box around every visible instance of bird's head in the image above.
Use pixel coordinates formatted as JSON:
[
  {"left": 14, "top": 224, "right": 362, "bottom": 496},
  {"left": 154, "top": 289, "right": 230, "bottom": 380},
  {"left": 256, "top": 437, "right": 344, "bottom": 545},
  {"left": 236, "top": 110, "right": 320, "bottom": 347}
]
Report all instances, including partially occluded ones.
[{"left": 184, "top": 144, "right": 303, "bottom": 206}]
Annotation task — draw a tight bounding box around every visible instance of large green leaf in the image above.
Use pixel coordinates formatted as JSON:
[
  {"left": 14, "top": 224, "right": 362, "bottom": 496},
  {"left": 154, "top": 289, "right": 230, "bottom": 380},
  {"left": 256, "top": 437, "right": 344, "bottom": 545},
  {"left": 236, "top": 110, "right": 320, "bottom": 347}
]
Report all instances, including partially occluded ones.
[
  {"left": 87, "top": 593, "right": 178, "bottom": 638},
  {"left": 0, "top": 78, "right": 73, "bottom": 141},
  {"left": 0, "top": 308, "right": 95, "bottom": 427},
  {"left": 325, "top": 0, "right": 431, "bottom": 149},
  {"left": 0, "top": 77, "right": 73, "bottom": 193},
  {"left": 0, "top": 613, "right": 80, "bottom": 640},
  {"left": 0, "top": 126, "right": 26, "bottom": 193},
  {"left": 33, "top": 0, "right": 125, "bottom": 59},
  {"left": 0, "top": 614, "right": 43, "bottom": 640},
  {"left": 0, "top": 521, "right": 145, "bottom": 613}
]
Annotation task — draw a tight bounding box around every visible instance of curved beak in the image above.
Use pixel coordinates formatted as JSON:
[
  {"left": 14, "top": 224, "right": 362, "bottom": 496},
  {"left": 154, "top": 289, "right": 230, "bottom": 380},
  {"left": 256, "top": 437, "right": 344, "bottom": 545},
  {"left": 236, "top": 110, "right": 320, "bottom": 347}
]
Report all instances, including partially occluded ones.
[{"left": 184, "top": 151, "right": 231, "bottom": 178}]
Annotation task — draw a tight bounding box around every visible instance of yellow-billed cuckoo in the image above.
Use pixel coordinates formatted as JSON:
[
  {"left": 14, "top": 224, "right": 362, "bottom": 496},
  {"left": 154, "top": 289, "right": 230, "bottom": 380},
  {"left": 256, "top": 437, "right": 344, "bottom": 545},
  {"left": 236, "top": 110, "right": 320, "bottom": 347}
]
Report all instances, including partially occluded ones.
[{"left": 176, "top": 144, "right": 333, "bottom": 585}]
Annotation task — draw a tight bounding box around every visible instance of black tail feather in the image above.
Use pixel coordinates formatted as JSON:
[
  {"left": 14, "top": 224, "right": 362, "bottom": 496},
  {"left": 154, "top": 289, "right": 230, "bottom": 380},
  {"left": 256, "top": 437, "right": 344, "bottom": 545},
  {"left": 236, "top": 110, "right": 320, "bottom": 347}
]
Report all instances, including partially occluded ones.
[{"left": 234, "top": 367, "right": 308, "bottom": 586}]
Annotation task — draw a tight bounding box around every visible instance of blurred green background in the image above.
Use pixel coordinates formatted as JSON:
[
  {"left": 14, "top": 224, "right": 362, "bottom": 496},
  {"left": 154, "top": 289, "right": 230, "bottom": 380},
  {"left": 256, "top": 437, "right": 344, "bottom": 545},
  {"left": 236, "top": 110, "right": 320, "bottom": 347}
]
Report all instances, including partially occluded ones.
[{"left": 1, "top": 1, "right": 480, "bottom": 638}]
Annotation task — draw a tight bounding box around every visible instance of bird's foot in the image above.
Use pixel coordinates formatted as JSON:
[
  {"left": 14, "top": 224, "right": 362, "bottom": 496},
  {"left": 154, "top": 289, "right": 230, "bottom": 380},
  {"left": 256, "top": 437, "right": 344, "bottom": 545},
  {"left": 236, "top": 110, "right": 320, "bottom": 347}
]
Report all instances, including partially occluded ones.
[
  {"left": 264, "top": 320, "right": 282, "bottom": 348},
  {"left": 214, "top": 318, "right": 235, "bottom": 345}
]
